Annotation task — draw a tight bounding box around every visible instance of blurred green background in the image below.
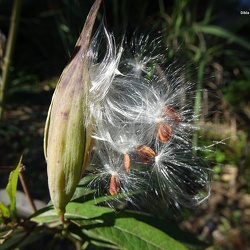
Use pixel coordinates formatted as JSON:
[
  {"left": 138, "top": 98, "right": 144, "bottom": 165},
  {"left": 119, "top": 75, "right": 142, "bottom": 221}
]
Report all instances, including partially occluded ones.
[{"left": 0, "top": 0, "right": 250, "bottom": 249}]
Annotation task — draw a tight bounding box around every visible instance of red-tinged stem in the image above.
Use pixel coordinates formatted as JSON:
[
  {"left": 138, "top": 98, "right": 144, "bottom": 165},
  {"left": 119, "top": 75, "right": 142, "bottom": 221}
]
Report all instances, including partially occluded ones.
[
  {"left": 19, "top": 170, "right": 37, "bottom": 213},
  {"left": 60, "top": 213, "right": 66, "bottom": 224}
]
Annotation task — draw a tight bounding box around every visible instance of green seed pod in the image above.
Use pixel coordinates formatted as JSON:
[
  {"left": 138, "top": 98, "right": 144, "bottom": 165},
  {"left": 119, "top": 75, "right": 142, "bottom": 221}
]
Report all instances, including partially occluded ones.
[{"left": 44, "top": 0, "right": 102, "bottom": 222}]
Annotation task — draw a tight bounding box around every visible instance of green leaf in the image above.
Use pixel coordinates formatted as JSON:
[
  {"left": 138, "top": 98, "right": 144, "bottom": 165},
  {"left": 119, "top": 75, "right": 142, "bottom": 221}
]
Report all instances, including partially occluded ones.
[
  {"left": 121, "top": 211, "right": 207, "bottom": 250},
  {"left": 71, "top": 175, "right": 97, "bottom": 201},
  {"left": 0, "top": 227, "right": 46, "bottom": 250},
  {"left": 193, "top": 25, "right": 250, "bottom": 50},
  {"left": 5, "top": 156, "right": 22, "bottom": 217},
  {"left": 31, "top": 202, "right": 113, "bottom": 224},
  {"left": 0, "top": 202, "right": 11, "bottom": 221},
  {"left": 71, "top": 186, "right": 95, "bottom": 201},
  {"left": 30, "top": 206, "right": 60, "bottom": 224},
  {"left": 66, "top": 202, "right": 113, "bottom": 220},
  {"left": 78, "top": 213, "right": 188, "bottom": 250},
  {"left": 78, "top": 174, "right": 97, "bottom": 186},
  {"left": 0, "top": 230, "right": 26, "bottom": 250}
]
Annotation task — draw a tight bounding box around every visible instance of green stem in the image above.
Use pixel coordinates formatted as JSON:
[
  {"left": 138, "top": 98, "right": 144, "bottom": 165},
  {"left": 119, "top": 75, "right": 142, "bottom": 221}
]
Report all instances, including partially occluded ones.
[
  {"left": 0, "top": 0, "right": 22, "bottom": 120},
  {"left": 158, "top": 0, "right": 165, "bottom": 14},
  {"left": 192, "top": 58, "right": 205, "bottom": 149}
]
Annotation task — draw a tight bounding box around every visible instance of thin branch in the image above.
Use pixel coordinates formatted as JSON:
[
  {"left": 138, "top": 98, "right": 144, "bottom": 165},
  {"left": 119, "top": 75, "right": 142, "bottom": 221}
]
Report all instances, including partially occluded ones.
[
  {"left": 0, "top": 0, "right": 22, "bottom": 119},
  {"left": 19, "top": 167, "right": 37, "bottom": 213}
]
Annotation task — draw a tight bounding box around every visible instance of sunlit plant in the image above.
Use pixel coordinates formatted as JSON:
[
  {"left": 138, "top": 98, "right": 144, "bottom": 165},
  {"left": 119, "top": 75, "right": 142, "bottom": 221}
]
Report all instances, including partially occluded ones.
[
  {"left": 0, "top": 0, "right": 217, "bottom": 249},
  {"left": 44, "top": 0, "right": 210, "bottom": 232}
]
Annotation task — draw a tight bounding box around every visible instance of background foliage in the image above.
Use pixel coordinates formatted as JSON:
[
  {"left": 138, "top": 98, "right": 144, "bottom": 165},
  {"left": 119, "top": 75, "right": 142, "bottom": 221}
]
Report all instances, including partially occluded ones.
[{"left": 0, "top": 0, "right": 250, "bottom": 249}]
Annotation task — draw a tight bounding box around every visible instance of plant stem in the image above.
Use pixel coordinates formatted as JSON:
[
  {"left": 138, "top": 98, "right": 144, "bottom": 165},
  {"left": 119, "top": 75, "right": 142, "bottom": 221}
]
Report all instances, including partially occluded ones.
[
  {"left": 19, "top": 170, "right": 37, "bottom": 213},
  {"left": 158, "top": 0, "right": 165, "bottom": 14},
  {"left": 0, "top": 165, "right": 15, "bottom": 170},
  {"left": 0, "top": 0, "right": 22, "bottom": 120},
  {"left": 192, "top": 58, "right": 205, "bottom": 149}
]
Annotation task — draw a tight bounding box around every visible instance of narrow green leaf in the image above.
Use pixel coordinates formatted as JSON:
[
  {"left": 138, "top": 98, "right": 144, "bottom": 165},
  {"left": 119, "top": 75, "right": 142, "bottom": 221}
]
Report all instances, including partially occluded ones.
[
  {"left": 5, "top": 156, "right": 22, "bottom": 217},
  {"left": 0, "top": 202, "right": 11, "bottom": 220},
  {"left": 71, "top": 186, "right": 95, "bottom": 201},
  {"left": 30, "top": 207, "right": 59, "bottom": 224},
  {"left": 79, "top": 213, "right": 188, "bottom": 250},
  {"left": 0, "top": 227, "right": 46, "bottom": 250},
  {"left": 71, "top": 175, "right": 97, "bottom": 201},
  {"left": 0, "top": 229, "right": 26, "bottom": 250},
  {"left": 194, "top": 24, "right": 250, "bottom": 50},
  {"left": 78, "top": 174, "right": 97, "bottom": 186}
]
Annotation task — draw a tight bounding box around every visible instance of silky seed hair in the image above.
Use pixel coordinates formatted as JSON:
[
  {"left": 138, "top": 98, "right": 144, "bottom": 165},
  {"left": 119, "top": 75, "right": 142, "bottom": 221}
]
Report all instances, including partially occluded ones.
[
  {"left": 86, "top": 25, "right": 211, "bottom": 210},
  {"left": 151, "top": 140, "right": 211, "bottom": 208},
  {"left": 88, "top": 24, "right": 123, "bottom": 125},
  {"left": 88, "top": 140, "right": 148, "bottom": 204}
]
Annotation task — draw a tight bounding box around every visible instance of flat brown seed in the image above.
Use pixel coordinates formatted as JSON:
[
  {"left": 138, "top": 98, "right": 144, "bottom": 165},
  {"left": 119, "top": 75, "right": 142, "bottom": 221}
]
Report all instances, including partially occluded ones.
[
  {"left": 162, "top": 106, "right": 181, "bottom": 122},
  {"left": 109, "top": 174, "right": 120, "bottom": 196},
  {"left": 124, "top": 153, "right": 130, "bottom": 172},
  {"left": 157, "top": 122, "right": 172, "bottom": 142},
  {"left": 137, "top": 145, "right": 156, "bottom": 162}
]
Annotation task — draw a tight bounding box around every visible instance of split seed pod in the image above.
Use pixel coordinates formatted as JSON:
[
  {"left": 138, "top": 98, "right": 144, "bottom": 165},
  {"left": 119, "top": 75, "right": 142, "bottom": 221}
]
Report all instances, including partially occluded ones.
[{"left": 44, "top": 0, "right": 102, "bottom": 222}]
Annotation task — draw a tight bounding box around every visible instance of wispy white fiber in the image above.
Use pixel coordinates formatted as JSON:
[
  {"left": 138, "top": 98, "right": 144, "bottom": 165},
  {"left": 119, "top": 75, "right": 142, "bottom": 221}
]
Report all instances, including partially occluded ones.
[
  {"left": 86, "top": 24, "right": 211, "bottom": 210},
  {"left": 88, "top": 24, "right": 123, "bottom": 124}
]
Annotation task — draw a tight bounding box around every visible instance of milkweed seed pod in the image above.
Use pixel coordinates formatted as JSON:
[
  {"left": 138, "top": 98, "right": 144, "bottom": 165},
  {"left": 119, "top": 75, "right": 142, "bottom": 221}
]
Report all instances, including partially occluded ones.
[{"left": 44, "top": 0, "right": 102, "bottom": 222}]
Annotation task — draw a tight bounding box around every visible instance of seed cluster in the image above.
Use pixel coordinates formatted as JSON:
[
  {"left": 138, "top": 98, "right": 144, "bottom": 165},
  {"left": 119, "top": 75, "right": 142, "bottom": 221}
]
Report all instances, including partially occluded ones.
[{"left": 87, "top": 25, "right": 210, "bottom": 209}]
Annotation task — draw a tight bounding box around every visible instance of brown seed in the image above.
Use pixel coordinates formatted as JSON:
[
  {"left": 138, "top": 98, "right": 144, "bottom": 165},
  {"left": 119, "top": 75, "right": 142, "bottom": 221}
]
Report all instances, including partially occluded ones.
[
  {"left": 109, "top": 174, "right": 120, "bottom": 196},
  {"left": 136, "top": 145, "right": 156, "bottom": 162},
  {"left": 162, "top": 106, "right": 181, "bottom": 122},
  {"left": 157, "top": 122, "right": 172, "bottom": 142},
  {"left": 124, "top": 153, "right": 130, "bottom": 172}
]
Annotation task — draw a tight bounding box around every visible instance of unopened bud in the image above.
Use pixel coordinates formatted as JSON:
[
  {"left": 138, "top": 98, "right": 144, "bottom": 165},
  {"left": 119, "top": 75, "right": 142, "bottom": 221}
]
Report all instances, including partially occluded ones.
[{"left": 44, "top": 0, "right": 102, "bottom": 222}]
